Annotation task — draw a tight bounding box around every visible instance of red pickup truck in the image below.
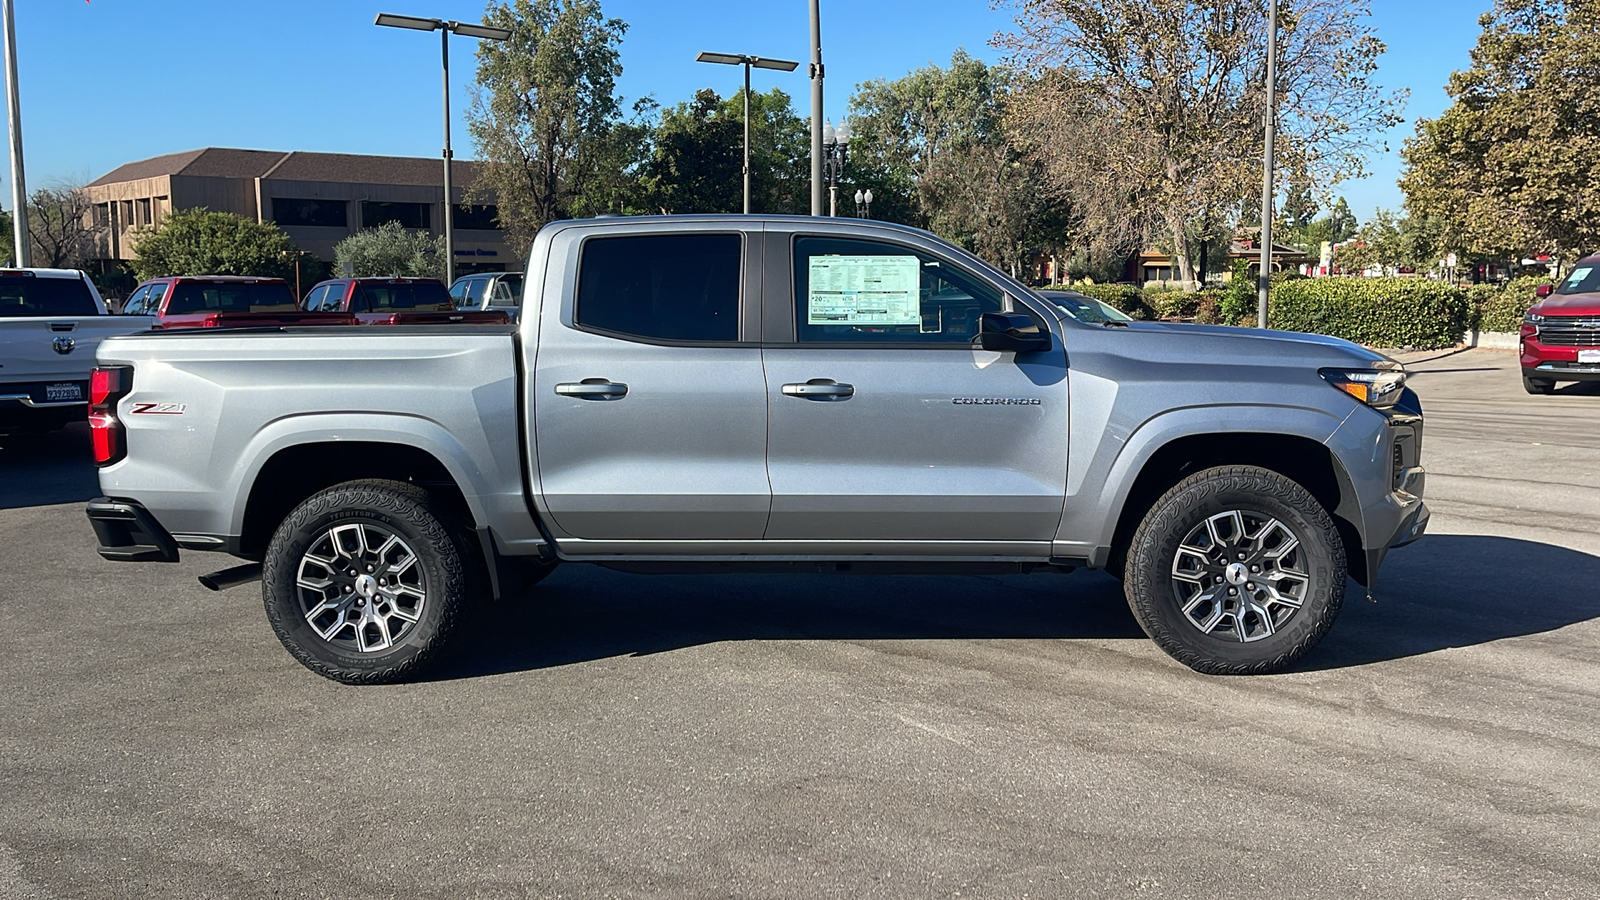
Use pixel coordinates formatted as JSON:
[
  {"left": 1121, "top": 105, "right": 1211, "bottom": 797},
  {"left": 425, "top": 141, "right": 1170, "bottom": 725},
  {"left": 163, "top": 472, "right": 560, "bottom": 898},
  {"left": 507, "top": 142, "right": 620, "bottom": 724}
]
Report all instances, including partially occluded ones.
[
  {"left": 1521, "top": 253, "right": 1600, "bottom": 394},
  {"left": 120, "top": 277, "right": 356, "bottom": 329},
  {"left": 300, "top": 277, "right": 510, "bottom": 325}
]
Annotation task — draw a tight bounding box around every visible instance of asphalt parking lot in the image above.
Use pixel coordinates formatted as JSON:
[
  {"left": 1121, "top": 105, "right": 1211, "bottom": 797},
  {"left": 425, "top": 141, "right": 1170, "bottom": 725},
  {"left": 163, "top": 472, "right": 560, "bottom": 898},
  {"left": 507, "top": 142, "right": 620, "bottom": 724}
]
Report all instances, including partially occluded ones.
[{"left": 1, "top": 347, "right": 1597, "bottom": 899}]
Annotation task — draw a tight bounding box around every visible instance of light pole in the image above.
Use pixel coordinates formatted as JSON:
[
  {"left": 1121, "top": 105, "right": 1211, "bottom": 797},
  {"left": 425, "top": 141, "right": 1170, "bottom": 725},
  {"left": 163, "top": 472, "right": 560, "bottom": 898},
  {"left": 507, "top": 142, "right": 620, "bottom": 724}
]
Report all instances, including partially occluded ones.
[
  {"left": 853, "top": 188, "right": 872, "bottom": 219},
  {"left": 3, "top": 0, "right": 29, "bottom": 266},
  {"left": 374, "top": 13, "right": 511, "bottom": 285},
  {"left": 808, "top": 0, "right": 824, "bottom": 216},
  {"left": 1257, "top": 0, "right": 1278, "bottom": 329},
  {"left": 822, "top": 119, "right": 849, "bottom": 216},
  {"left": 694, "top": 51, "right": 799, "bottom": 214}
]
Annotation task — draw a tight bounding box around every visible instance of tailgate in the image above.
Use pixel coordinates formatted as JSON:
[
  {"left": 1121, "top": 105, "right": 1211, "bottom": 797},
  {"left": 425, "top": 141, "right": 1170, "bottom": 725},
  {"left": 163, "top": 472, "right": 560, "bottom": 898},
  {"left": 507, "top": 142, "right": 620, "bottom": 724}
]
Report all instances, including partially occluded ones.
[
  {"left": 0, "top": 316, "right": 153, "bottom": 385},
  {"left": 384, "top": 310, "right": 512, "bottom": 325}
]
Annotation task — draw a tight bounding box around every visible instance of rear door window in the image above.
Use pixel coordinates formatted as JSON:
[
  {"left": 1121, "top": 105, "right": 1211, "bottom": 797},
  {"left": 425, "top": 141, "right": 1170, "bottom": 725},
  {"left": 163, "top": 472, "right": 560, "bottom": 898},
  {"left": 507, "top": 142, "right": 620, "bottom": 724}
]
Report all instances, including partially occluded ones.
[
  {"left": 164, "top": 282, "right": 297, "bottom": 314},
  {"left": 575, "top": 234, "right": 740, "bottom": 342},
  {"left": 489, "top": 275, "right": 521, "bottom": 306},
  {"left": 0, "top": 274, "right": 99, "bottom": 316},
  {"left": 355, "top": 281, "right": 452, "bottom": 310}
]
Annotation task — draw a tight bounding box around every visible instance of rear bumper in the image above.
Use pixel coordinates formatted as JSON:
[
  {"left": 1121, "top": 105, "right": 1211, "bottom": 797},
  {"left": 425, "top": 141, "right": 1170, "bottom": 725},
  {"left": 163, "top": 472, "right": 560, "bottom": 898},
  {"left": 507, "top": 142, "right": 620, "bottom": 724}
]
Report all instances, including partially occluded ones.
[{"left": 85, "top": 497, "right": 180, "bottom": 562}]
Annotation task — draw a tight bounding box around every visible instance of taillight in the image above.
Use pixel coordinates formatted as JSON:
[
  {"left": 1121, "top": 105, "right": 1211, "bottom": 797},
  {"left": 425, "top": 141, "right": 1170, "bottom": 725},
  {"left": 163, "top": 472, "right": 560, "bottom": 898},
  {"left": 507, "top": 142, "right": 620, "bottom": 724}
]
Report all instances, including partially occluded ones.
[
  {"left": 88, "top": 366, "right": 132, "bottom": 466},
  {"left": 202, "top": 314, "right": 223, "bottom": 328}
]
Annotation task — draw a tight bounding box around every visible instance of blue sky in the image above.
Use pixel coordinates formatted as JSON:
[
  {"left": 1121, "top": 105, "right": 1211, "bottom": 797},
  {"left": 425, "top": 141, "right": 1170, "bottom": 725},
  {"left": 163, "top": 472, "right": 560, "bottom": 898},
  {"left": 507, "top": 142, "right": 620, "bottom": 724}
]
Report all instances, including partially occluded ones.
[{"left": 9, "top": 0, "right": 1486, "bottom": 223}]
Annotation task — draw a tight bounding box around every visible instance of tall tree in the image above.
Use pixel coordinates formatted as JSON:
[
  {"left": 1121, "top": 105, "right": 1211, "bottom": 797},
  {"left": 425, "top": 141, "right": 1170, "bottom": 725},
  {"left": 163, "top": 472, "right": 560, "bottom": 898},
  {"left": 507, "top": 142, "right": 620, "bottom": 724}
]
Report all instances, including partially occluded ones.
[
  {"left": 848, "top": 51, "right": 1073, "bottom": 273},
  {"left": 468, "top": 0, "right": 633, "bottom": 252},
  {"left": 334, "top": 222, "right": 446, "bottom": 280},
  {"left": 641, "top": 88, "right": 809, "bottom": 215},
  {"left": 28, "top": 182, "right": 104, "bottom": 269},
  {"left": 129, "top": 209, "right": 302, "bottom": 281},
  {"left": 1400, "top": 0, "right": 1600, "bottom": 262},
  {"left": 998, "top": 0, "right": 1405, "bottom": 288}
]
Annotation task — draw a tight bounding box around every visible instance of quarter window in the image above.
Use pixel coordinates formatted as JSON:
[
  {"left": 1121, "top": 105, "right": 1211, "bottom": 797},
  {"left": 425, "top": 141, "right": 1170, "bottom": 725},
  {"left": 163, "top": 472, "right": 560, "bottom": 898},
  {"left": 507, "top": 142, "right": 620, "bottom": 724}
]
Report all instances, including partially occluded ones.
[
  {"left": 792, "top": 236, "right": 1003, "bottom": 344},
  {"left": 576, "top": 234, "right": 740, "bottom": 342}
]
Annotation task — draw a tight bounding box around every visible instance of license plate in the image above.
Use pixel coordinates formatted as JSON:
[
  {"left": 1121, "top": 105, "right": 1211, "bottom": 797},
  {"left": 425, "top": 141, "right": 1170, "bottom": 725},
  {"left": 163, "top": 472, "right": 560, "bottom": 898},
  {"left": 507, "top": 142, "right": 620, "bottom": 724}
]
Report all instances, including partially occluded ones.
[
  {"left": 1579, "top": 350, "right": 1600, "bottom": 363},
  {"left": 44, "top": 382, "right": 82, "bottom": 402}
]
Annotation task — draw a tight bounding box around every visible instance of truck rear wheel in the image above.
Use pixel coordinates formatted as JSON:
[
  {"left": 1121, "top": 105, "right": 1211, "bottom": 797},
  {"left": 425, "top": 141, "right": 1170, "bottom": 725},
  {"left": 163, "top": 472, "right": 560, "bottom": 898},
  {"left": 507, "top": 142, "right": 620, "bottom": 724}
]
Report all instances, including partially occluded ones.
[
  {"left": 1124, "top": 465, "right": 1345, "bottom": 675},
  {"left": 1522, "top": 373, "right": 1556, "bottom": 395},
  {"left": 262, "top": 479, "right": 482, "bottom": 684}
]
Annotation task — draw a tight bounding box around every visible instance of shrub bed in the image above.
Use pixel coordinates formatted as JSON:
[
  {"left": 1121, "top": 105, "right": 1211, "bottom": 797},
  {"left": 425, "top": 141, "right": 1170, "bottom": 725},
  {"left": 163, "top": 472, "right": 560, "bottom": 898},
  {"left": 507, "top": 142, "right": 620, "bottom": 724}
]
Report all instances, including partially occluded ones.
[{"left": 1269, "top": 277, "right": 1470, "bottom": 350}]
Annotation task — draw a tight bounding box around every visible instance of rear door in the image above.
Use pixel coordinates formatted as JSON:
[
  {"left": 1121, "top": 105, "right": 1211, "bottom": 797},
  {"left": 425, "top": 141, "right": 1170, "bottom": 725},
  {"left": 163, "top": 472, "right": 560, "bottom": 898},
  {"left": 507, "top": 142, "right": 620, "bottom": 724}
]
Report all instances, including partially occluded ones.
[
  {"left": 760, "top": 232, "right": 1069, "bottom": 546},
  {"left": 531, "top": 227, "right": 769, "bottom": 544}
]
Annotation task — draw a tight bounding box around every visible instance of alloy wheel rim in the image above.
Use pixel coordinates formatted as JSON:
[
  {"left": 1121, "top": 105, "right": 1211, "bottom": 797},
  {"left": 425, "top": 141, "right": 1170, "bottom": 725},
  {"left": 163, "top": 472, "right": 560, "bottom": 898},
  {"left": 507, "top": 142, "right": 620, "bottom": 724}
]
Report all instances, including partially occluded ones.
[
  {"left": 296, "top": 523, "right": 426, "bottom": 653},
  {"left": 1169, "top": 509, "right": 1310, "bottom": 643}
]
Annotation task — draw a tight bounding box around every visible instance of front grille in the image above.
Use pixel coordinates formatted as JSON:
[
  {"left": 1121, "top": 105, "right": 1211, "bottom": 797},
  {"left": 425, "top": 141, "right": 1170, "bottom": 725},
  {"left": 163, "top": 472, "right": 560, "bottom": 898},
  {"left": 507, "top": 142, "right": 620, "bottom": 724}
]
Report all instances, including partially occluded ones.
[{"left": 1538, "top": 316, "right": 1600, "bottom": 346}]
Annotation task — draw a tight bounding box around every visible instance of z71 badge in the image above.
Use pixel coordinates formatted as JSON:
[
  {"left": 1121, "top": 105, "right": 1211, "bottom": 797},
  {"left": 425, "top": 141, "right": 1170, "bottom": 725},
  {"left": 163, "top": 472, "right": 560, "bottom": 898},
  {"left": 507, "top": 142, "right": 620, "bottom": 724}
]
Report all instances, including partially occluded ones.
[{"left": 129, "top": 402, "right": 187, "bottom": 415}]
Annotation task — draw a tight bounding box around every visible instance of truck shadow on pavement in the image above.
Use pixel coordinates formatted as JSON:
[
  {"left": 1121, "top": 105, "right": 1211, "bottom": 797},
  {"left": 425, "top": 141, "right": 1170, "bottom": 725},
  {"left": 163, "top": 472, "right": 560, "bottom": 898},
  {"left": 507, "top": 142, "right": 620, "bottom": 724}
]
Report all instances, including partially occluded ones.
[
  {"left": 435, "top": 534, "right": 1600, "bottom": 679},
  {"left": 0, "top": 424, "right": 100, "bottom": 511},
  {"left": 1304, "top": 534, "right": 1600, "bottom": 670}
]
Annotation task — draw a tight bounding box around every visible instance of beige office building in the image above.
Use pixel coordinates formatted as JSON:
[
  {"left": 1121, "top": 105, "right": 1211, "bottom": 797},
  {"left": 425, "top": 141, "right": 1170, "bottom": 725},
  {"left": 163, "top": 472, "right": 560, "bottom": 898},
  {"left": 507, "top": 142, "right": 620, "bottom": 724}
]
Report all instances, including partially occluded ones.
[{"left": 85, "top": 147, "right": 514, "bottom": 274}]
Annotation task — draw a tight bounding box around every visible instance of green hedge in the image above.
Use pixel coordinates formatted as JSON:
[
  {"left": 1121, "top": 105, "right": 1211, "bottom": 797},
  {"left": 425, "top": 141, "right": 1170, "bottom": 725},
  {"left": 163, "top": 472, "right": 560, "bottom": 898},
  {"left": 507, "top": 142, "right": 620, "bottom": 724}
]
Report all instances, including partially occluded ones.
[
  {"left": 1477, "top": 276, "right": 1551, "bottom": 333},
  {"left": 1269, "top": 277, "right": 1470, "bottom": 350}
]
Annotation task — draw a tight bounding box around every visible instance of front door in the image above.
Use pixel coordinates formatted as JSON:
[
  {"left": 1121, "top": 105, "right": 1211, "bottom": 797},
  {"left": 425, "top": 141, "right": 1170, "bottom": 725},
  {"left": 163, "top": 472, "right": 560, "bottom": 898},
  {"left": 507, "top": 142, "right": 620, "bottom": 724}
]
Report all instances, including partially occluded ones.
[
  {"left": 762, "top": 234, "right": 1069, "bottom": 545},
  {"left": 533, "top": 230, "right": 770, "bottom": 543}
]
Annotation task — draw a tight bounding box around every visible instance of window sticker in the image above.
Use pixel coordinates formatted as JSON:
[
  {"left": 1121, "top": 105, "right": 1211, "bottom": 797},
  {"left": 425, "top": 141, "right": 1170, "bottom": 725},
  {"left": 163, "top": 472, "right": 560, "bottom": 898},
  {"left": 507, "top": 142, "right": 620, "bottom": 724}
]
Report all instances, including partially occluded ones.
[
  {"left": 1564, "top": 267, "right": 1592, "bottom": 286},
  {"left": 807, "top": 255, "right": 921, "bottom": 326}
]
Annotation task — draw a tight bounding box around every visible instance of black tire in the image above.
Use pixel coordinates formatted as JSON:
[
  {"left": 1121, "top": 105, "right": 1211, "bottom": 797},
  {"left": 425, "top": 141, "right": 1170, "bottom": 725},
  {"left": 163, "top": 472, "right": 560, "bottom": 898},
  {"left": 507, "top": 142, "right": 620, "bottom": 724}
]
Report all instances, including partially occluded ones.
[
  {"left": 1124, "top": 465, "right": 1345, "bottom": 675},
  {"left": 1523, "top": 374, "right": 1556, "bottom": 395},
  {"left": 262, "top": 479, "right": 484, "bottom": 684}
]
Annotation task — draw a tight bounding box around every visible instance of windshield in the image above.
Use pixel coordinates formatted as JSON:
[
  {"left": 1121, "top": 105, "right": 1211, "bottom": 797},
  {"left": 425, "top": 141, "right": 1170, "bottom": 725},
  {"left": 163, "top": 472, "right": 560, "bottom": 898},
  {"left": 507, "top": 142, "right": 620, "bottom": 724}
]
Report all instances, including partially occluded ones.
[
  {"left": 1041, "top": 291, "right": 1133, "bottom": 325},
  {"left": 165, "top": 281, "right": 296, "bottom": 315},
  {"left": 1556, "top": 264, "right": 1600, "bottom": 295},
  {"left": 0, "top": 274, "right": 98, "bottom": 317}
]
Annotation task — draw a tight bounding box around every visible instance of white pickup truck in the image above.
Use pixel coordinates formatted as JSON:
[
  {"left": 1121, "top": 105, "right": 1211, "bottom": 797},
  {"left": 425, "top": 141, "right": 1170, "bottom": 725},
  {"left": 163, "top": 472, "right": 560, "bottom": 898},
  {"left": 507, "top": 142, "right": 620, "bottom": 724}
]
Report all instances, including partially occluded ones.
[{"left": 1, "top": 268, "right": 151, "bottom": 432}]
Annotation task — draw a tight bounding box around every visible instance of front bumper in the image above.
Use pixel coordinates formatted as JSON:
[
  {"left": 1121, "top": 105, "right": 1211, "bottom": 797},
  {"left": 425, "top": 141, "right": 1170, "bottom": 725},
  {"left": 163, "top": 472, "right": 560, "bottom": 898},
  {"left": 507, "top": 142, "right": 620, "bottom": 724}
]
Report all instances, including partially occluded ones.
[
  {"left": 85, "top": 497, "right": 180, "bottom": 562},
  {"left": 1520, "top": 328, "right": 1600, "bottom": 381}
]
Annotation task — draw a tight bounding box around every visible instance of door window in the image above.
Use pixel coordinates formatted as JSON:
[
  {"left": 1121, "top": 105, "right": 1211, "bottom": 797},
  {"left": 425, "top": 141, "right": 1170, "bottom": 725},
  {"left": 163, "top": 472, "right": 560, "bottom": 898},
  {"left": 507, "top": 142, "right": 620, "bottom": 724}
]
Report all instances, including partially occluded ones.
[
  {"left": 792, "top": 236, "right": 1003, "bottom": 344},
  {"left": 464, "top": 278, "right": 489, "bottom": 305},
  {"left": 303, "top": 285, "right": 330, "bottom": 311},
  {"left": 147, "top": 284, "right": 168, "bottom": 314},
  {"left": 121, "top": 286, "right": 151, "bottom": 315},
  {"left": 575, "top": 234, "right": 740, "bottom": 342}
]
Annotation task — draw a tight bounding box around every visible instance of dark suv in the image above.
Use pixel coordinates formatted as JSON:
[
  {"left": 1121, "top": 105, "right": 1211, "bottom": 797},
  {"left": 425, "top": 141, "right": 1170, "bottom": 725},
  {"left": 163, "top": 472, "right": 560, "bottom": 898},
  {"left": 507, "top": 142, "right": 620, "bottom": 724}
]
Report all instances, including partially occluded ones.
[{"left": 1521, "top": 253, "right": 1600, "bottom": 394}]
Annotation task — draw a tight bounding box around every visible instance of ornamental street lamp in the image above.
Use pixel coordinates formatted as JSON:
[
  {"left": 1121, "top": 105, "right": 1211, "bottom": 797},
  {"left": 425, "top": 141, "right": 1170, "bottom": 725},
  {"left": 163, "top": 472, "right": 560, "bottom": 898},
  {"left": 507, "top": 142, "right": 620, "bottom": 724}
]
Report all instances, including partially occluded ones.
[
  {"left": 694, "top": 51, "right": 799, "bottom": 214},
  {"left": 822, "top": 118, "right": 850, "bottom": 216},
  {"left": 374, "top": 13, "right": 512, "bottom": 285},
  {"left": 853, "top": 188, "right": 873, "bottom": 219}
]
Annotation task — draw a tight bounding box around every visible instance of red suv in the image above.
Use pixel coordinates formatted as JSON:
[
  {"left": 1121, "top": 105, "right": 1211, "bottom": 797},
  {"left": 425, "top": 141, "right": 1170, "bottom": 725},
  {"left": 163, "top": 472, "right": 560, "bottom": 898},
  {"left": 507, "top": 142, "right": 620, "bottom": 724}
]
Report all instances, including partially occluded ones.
[
  {"left": 120, "top": 276, "right": 356, "bottom": 329},
  {"left": 1521, "top": 254, "right": 1600, "bottom": 394},
  {"left": 300, "top": 277, "right": 510, "bottom": 325}
]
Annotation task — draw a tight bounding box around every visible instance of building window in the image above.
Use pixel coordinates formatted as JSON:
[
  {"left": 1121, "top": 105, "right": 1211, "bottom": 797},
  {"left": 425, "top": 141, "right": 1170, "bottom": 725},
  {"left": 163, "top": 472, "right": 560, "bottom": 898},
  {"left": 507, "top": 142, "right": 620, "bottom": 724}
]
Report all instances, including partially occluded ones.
[
  {"left": 120, "top": 199, "right": 134, "bottom": 228},
  {"left": 135, "top": 198, "right": 152, "bottom": 226},
  {"left": 361, "top": 201, "right": 430, "bottom": 230},
  {"left": 273, "top": 198, "right": 349, "bottom": 228},
  {"left": 453, "top": 204, "right": 499, "bottom": 230}
]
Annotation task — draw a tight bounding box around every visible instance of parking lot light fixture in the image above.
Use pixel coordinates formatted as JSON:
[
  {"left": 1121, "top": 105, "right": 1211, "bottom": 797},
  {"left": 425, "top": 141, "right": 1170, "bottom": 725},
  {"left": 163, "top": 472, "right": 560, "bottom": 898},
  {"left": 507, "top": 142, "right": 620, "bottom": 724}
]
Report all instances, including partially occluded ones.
[
  {"left": 696, "top": 51, "right": 799, "bottom": 214},
  {"left": 375, "top": 13, "right": 511, "bottom": 284}
]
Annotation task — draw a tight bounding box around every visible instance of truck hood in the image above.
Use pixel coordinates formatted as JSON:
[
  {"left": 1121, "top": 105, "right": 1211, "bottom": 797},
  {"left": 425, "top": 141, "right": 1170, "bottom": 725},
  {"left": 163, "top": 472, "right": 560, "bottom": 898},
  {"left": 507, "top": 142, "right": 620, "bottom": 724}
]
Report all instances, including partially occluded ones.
[
  {"left": 1530, "top": 292, "right": 1600, "bottom": 317},
  {"left": 1110, "top": 320, "right": 1391, "bottom": 366}
]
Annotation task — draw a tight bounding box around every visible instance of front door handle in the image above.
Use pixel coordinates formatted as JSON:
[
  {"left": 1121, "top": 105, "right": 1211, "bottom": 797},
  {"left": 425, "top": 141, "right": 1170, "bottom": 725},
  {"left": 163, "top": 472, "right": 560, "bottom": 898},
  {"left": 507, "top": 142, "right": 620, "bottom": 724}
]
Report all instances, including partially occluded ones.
[
  {"left": 555, "top": 378, "right": 628, "bottom": 400},
  {"left": 781, "top": 378, "right": 854, "bottom": 401}
]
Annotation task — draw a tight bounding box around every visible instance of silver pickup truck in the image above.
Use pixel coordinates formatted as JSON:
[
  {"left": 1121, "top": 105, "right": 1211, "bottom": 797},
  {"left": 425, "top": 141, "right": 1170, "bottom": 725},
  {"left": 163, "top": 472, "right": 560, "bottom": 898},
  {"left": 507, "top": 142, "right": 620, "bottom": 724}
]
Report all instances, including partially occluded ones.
[{"left": 85, "top": 215, "right": 1428, "bottom": 683}]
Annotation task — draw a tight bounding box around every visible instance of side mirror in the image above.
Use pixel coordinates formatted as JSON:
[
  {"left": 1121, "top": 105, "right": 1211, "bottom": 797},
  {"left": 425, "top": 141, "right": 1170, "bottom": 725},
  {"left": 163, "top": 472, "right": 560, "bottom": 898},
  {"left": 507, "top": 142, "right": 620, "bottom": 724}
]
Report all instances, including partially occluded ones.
[
  {"left": 979, "top": 311, "right": 1051, "bottom": 353},
  {"left": 1535, "top": 284, "right": 1553, "bottom": 299}
]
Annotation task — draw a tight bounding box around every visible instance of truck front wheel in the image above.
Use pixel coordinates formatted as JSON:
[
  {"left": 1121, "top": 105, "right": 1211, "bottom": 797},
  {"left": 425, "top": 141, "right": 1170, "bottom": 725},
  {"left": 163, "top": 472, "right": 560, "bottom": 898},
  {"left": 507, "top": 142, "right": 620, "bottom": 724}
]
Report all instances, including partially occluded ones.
[
  {"left": 262, "top": 479, "right": 482, "bottom": 684},
  {"left": 1124, "top": 465, "right": 1345, "bottom": 675}
]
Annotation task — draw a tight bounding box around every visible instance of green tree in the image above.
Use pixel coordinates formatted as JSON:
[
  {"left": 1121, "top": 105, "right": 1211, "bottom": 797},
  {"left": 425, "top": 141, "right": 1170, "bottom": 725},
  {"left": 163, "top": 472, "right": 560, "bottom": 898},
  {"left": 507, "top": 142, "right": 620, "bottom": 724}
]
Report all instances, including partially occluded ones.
[
  {"left": 1325, "top": 197, "right": 1358, "bottom": 243},
  {"left": 333, "top": 222, "right": 445, "bottom": 279},
  {"left": 848, "top": 51, "right": 1072, "bottom": 274},
  {"left": 468, "top": 0, "right": 635, "bottom": 252},
  {"left": 129, "top": 208, "right": 302, "bottom": 280},
  {"left": 1400, "top": 0, "right": 1600, "bottom": 262},
  {"left": 640, "top": 87, "right": 809, "bottom": 215},
  {"left": 0, "top": 207, "right": 12, "bottom": 266},
  {"left": 998, "top": 0, "right": 1405, "bottom": 288}
]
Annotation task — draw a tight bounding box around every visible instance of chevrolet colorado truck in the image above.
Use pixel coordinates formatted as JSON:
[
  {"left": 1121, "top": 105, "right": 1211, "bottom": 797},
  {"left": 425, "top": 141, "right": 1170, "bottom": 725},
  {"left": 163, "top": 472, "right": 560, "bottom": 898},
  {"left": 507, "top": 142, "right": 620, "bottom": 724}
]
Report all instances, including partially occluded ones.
[
  {"left": 1, "top": 268, "right": 151, "bottom": 432},
  {"left": 85, "top": 216, "right": 1429, "bottom": 683}
]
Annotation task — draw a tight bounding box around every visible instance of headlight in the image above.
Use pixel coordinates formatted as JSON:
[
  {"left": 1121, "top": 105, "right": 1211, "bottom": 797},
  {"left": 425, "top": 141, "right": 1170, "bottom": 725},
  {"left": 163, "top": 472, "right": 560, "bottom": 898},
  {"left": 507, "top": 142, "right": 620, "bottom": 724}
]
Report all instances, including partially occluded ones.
[
  {"left": 1524, "top": 311, "right": 1545, "bottom": 325},
  {"left": 1320, "top": 362, "right": 1407, "bottom": 408}
]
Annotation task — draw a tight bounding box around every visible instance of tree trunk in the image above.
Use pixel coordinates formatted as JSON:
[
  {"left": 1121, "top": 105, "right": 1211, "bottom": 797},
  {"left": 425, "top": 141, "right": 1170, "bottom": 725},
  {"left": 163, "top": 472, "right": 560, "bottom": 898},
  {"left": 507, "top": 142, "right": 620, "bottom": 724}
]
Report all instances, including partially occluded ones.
[{"left": 1169, "top": 218, "right": 1196, "bottom": 290}]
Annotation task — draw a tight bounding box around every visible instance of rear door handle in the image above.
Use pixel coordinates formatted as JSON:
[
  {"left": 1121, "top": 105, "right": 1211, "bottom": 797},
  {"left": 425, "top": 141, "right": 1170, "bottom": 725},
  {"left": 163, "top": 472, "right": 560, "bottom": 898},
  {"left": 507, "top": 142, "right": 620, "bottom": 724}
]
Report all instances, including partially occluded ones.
[
  {"left": 781, "top": 378, "right": 854, "bottom": 401},
  {"left": 555, "top": 378, "right": 628, "bottom": 400}
]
